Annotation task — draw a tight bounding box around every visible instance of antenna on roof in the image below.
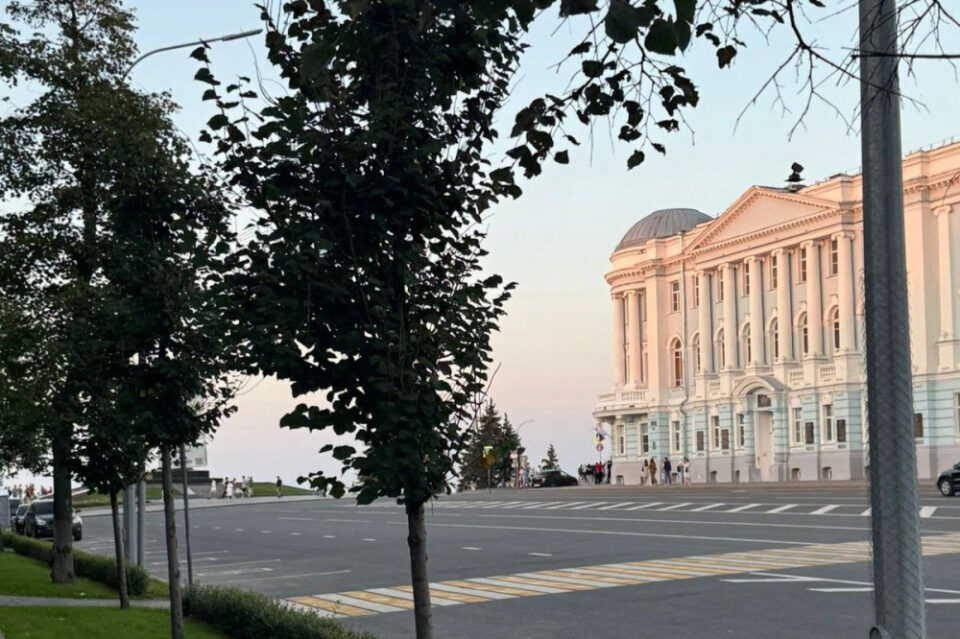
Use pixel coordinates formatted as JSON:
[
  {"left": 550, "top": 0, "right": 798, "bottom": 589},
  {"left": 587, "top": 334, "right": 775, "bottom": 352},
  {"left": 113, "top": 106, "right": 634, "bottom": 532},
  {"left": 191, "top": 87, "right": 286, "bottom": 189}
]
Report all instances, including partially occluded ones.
[{"left": 785, "top": 162, "right": 806, "bottom": 192}]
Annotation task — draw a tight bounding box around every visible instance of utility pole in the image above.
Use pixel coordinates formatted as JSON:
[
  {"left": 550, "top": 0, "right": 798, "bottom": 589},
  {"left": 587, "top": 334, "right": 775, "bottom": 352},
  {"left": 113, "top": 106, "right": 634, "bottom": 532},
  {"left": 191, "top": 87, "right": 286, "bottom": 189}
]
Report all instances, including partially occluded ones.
[{"left": 858, "top": 1, "right": 926, "bottom": 637}]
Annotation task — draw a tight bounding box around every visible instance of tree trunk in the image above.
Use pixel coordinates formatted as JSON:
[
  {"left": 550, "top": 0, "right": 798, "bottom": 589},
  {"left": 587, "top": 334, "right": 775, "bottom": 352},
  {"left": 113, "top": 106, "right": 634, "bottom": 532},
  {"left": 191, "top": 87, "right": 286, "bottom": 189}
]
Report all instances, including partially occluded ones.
[
  {"left": 50, "top": 435, "right": 75, "bottom": 584},
  {"left": 406, "top": 500, "right": 432, "bottom": 639},
  {"left": 161, "top": 446, "right": 185, "bottom": 639},
  {"left": 109, "top": 489, "right": 129, "bottom": 609}
]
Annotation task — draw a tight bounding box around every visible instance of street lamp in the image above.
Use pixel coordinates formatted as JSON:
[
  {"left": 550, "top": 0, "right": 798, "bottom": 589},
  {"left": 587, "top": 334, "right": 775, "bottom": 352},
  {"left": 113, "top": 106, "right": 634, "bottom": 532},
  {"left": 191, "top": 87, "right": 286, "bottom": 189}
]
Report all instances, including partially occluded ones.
[
  {"left": 123, "top": 29, "right": 263, "bottom": 80},
  {"left": 515, "top": 420, "right": 533, "bottom": 488}
]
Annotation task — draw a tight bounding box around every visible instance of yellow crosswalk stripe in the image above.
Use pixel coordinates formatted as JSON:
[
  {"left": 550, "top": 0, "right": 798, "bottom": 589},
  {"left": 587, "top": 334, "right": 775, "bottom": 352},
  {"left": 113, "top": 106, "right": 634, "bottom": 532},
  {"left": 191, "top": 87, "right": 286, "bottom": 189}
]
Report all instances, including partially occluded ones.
[
  {"left": 340, "top": 590, "right": 415, "bottom": 610},
  {"left": 494, "top": 575, "right": 596, "bottom": 591},
  {"left": 553, "top": 569, "right": 649, "bottom": 585},
  {"left": 393, "top": 585, "right": 490, "bottom": 604},
  {"left": 288, "top": 596, "right": 375, "bottom": 617},
  {"left": 444, "top": 579, "right": 542, "bottom": 597},
  {"left": 634, "top": 561, "right": 735, "bottom": 575}
]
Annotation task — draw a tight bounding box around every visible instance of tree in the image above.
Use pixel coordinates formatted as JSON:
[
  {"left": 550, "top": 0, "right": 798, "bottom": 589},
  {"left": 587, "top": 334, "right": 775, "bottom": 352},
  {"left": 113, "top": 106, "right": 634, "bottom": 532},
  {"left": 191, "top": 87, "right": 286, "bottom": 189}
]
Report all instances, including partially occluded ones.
[
  {"left": 460, "top": 402, "right": 521, "bottom": 490},
  {"left": 196, "top": 3, "right": 538, "bottom": 637},
  {"left": 541, "top": 444, "right": 560, "bottom": 470}
]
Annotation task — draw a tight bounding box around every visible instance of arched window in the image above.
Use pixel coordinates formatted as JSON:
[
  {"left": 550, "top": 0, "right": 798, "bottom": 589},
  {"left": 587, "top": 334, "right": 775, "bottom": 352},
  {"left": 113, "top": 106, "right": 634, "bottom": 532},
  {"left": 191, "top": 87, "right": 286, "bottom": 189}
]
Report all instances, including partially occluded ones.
[
  {"left": 671, "top": 339, "right": 683, "bottom": 387},
  {"left": 831, "top": 307, "right": 841, "bottom": 352},
  {"left": 798, "top": 313, "right": 809, "bottom": 356},
  {"left": 742, "top": 323, "right": 752, "bottom": 366},
  {"left": 692, "top": 334, "right": 701, "bottom": 373},
  {"left": 770, "top": 318, "right": 780, "bottom": 361},
  {"left": 716, "top": 329, "right": 726, "bottom": 369}
]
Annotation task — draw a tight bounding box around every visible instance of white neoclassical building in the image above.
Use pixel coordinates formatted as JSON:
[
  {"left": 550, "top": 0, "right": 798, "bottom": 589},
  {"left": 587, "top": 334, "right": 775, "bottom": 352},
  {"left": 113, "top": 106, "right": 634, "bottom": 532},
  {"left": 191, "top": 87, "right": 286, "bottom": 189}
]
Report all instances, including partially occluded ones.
[{"left": 595, "top": 140, "right": 960, "bottom": 484}]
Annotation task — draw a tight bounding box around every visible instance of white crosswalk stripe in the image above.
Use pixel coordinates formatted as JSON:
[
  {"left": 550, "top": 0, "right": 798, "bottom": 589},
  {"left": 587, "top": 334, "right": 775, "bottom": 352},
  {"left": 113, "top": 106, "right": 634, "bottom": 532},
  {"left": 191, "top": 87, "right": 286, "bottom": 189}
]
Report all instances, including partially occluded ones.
[{"left": 597, "top": 502, "right": 634, "bottom": 510}]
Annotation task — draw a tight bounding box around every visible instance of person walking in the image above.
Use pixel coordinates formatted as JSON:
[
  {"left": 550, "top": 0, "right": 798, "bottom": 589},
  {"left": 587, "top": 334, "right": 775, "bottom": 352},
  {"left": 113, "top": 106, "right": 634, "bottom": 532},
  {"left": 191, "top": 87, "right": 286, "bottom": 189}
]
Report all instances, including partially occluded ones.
[
  {"left": 663, "top": 457, "right": 672, "bottom": 485},
  {"left": 226, "top": 478, "right": 235, "bottom": 500},
  {"left": 605, "top": 459, "right": 613, "bottom": 484},
  {"left": 209, "top": 478, "right": 217, "bottom": 500},
  {"left": 677, "top": 458, "right": 686, "bottom": 485},
  {"left": 276, "top": 476, "right": 283, "bottom": 498},
  {"left": 640, "top": 462, "right": 649, "bottom": 486},
  {"left": 683, "top": 457, "right": 692, "bottom": 486},
  {"left": 649, "top": 457, "right": 657, "bottom": 485}
]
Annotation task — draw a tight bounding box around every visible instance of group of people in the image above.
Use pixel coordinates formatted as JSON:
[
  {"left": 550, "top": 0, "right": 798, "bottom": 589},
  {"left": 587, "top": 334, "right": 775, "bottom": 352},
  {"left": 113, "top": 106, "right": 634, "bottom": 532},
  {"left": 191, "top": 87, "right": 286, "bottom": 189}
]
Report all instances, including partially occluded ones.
[
  {"left": 639, "top": 456, "right": 692, "bottom": 486},
  {"left": 210, "top": 476, "right": 255, "bottom": 500},
  {"left": 5, "top": 484, "right": 48, "bottom": 501},
  {"left": 517, "top": 464, "right": 534, "bottom": 488},
  {"left": 579, "top": 460, "right": 613, "bottom": 484}
]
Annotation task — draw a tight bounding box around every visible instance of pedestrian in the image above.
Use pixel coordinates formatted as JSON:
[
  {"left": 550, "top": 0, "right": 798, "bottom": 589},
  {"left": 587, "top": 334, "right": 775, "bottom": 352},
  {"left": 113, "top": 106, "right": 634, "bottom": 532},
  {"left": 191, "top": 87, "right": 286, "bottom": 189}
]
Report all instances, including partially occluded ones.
[
  {"left": 640, "top": 462, "right": 649, "bottom": 486},
  {"left": 276, "top": 476, "right": 283, "bottom": 498},
  {"left": 594, "top": 461, "right": 603, "bottom": 485},
  {"left": 663, "top": 456, "right": 672, "bottom": 485},
  {"left": 684, "top": 457, "right": 692, "bottom": 486},
  {"left": 523, "top": 464, "right": 531, "bottom": 488},
  {"left": 605, "top": 458, "right": 612, "bottom": 484},
  {"left": 209, "top": 478, "right": 217, "bottom": 500},
  {"left": 649, "top": 457, "right": 657, "bottom": 485},
  {"left": 677, "top": 458, "right": 686, "bottom": 485}
]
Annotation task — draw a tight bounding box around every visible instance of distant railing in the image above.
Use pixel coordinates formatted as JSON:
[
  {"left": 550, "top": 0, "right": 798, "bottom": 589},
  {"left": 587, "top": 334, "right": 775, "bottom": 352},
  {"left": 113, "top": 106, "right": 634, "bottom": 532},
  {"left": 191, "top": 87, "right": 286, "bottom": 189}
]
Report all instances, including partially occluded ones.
[
  {"left": 788, "top": 370, "right": 805, "bottom": 386},
  {"left": 819, "top": 364, "right": 836, "bottom": 381},
  {"left": 707, "top": 381, "right": 721, "bottom": 395},
  {"left": 596, "top": 389, "right": 648, "bottom": 406}
]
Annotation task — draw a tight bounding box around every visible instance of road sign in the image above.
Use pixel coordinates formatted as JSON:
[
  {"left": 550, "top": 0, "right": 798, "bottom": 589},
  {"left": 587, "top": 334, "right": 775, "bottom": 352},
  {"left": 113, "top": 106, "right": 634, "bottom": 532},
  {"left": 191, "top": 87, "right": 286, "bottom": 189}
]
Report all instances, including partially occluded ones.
[{"left": 596, "top": 443, "right": 603, "bottom": 452}]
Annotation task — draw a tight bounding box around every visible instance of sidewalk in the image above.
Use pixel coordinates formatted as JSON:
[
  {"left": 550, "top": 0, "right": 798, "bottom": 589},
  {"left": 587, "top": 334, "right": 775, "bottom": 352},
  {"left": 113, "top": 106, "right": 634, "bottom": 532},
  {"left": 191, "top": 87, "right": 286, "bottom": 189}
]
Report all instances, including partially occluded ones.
[
  {"left": 0, "top": 595, "right": 168, "bottom": 609},
  {"left": 79, "top": 494, "right": 328, "bottom": 518}
]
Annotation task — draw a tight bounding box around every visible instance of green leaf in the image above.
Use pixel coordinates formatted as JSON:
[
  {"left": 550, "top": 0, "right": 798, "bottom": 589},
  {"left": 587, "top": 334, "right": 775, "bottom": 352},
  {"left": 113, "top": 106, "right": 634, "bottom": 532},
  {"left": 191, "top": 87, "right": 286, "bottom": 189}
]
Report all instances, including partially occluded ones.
[
  {"left": 190, "top": 46, "right": 210, "bottom": 63},
  {"left": 194, "top": 67, "right": 220, "bottom": 86},
  {"left": 207, "top": 114, "right": 229, "bottom": 130},
  {"left": 627, "top": 149, "right": 645, "bottom": 169},
  {"left": 560, "top": 0, "right": 599, "bottom": 17},
  {"left": 581, "top": 60, "right": 604, "bottom": 77},
  {"left": 300, "top": 42, "right": 327, "bottom": 82},
  {"left": 554, "top": 150, "right": 569, "bottom": 164},
  {"left": 605, "top": 0, "right": 640, "bottom": 44},
  {"left": 645, "top": 19, "right": 678, "bottom": 55},
  {"left": 717, "top": 45, "right": 737, "bottom": 68},
  {"left": 674, "top": 0, "right": 696, "bottom": 24}
]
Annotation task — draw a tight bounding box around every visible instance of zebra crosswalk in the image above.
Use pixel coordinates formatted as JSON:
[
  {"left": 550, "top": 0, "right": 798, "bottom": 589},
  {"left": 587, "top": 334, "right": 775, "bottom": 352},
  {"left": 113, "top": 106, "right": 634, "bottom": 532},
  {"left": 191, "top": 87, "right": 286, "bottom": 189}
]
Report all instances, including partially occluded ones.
[
  {"left": 369, "top": 499, "right": 951, "bottom": 519},
  {"left": 285, "top": 532, "right": 960, "bottom": 619}
]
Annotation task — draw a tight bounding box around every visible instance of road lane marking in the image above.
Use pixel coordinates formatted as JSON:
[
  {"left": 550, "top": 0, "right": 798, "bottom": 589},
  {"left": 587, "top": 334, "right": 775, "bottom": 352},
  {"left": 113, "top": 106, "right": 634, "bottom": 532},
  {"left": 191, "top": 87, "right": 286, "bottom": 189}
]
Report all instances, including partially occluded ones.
[
  {"left": 767, "top": 504, "right": 797, "bottom": 514},
  {"left": 326, "top": 518, "right": 372, "bottom": 523},
  {"left": 424, "top": 583, "right": 510, "bottom": 601},
  {"left": 657, "top": 502, "right": 693, "bottom": 511},
  {"left": 625, "top": 502, "right": 663, "bottom": 510},
  {"left": 288, "top": 596, "right": 374, "bottom": 617},
  {"left": 570, "top": 502, "right": 609, "bottom": 510},
  {"left": 312, "top": 593, "right": 405, "bottom": 614},
  {"left": 461, "top": 547, "right": 482, "bottom": 551},
  {"left": 860, "top": 508, "right": 872, "bottom": 516},
  {"left": 279, "top": 517, "right": 315, "bottom": 521},
  {"left": 471, "top": 577, "right": 568, "bottom": 594},
  {"left": 690, "top": 503, "right": 726, "bottom": 512},
  {"left": 323, "top": 534, "right": 336, "bottom": 539},
  {"left": 920, "top": 506, "right": 937, "bottom": 518},
  {"left": 809, "top": 504, "right": 840, "bottom": 515},
  {"left": 496, "top": 575, "right": 595, "bottom": 591},
  {"left": 485, "top": 501, "right": 523, "bottom": 509},
  {"left": 519, "top": 572, "right": 617, "bottom": 588},
  {"left": 726, "top": 503, "right": 762, "bottom": 513},
  {"left": 362, "top": 538, "right": 377, "bottom": 542},
  {"left": 597, "top": 502, "right": 634, "bottom": 510},
  {"left": 547, "top": 501, "right": 586, "bottom": 509},
  {"left": 528, "top": 552, "right": 553, "bottom": 557},
  {"left": 341, "top": 590, "right": 415, "bottom": 610},
  {"left": 368, "top": 588, "right": 461, "bottom": 607},
  {"left": 290, "top": 532, "right": 302, "bottom": 536},
  {"left": 523, "top": 502, "right": 563, "bottom": 509},
  {"left": 445, "top": 580, "right": 540, "bottom": 597}
]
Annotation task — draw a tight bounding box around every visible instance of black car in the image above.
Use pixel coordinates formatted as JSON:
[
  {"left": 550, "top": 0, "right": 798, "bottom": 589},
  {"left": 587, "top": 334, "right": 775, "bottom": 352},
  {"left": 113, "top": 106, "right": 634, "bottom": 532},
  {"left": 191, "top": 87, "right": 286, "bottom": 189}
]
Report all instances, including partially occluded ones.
[
  {"left": 22, "top": 500, "right": 83, "bottom": 541},
  {"left": 13, "top": 503, "right": 28, "bottom": 534},
  {"left": 533, "top": 469, "right": 579, "bottom": 488},
  {"left": 937, "top": 462, "right": 960, "bottom": 496},
  {"left": 7, "top": 498, "right": 20, "bottom": 528}
]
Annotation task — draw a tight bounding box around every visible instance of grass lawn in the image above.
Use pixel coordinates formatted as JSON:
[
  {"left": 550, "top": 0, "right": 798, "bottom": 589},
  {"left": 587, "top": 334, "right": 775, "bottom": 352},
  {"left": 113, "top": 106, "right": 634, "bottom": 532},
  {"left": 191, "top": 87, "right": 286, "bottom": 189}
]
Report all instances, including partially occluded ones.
[
  {"left": 0, "top": 607, "right": 226, "bottom": 638},
  {"left": 0, "top": 551, "right": 116, "bottom": 599},
  {"left": 250, "top": 481, "right": 313, "bottom": 497},
  {"left": 73, "top": 487, "right": 164, "bottom": 508}
]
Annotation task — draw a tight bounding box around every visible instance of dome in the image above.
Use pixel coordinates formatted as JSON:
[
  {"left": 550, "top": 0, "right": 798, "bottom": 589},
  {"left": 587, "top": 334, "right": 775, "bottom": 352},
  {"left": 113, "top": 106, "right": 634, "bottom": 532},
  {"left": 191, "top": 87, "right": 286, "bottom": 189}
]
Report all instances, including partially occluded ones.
[{"left": 615, "top": 208, "right": 712, "bottom": 251}]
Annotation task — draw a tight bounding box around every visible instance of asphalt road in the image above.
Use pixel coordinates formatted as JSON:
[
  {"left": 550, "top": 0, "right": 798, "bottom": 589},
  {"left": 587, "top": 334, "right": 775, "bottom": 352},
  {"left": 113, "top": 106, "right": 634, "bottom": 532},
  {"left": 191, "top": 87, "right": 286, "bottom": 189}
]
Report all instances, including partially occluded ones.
[{"left": 76, "top": 483, "right": 960, "bottom": 638}]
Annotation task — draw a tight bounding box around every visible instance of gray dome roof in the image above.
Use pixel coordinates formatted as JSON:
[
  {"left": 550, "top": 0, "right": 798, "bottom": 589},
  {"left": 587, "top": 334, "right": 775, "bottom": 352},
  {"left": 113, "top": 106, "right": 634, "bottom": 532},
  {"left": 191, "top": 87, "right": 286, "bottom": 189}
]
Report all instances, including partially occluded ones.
[{"left": 616, "top": 208, "right": 712, "bottom": 251}]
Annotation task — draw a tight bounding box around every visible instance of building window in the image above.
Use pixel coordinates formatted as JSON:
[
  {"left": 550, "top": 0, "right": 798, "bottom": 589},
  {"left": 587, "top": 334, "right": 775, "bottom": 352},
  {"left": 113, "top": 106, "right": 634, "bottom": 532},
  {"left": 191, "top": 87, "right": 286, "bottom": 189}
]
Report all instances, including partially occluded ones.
[
  {"left": 737, "top": 414, "right": 745, "bottom": 448},
  {"left": 711, "top": 415, "right": 720, "bottom": 449},
  {"left": 772, "top": 318, "right": 780, "bottom": 360},
  {"left": 717, "top": 269, "right": 724, "bottom": 302},
  {"left": 742, "top": 324, "right": 751, "bottom": 365},
  {"left": 721, "top": 428, "right": 731, "bottom": 450},
  {"left": 696, "top": 430, "right": 705, "bottom": 452},
  {"left": 836, "top": 419, "right": 847, "bottom": 443},
  {"left": 640, "top": 421, "right": 650, "bottom": 454},
  {"left": 671, "top": 338, "right": 683, "bottom": 387},
  {"left": 799, "top": 313, "right": 809, "bottom": 356},
  {"left": 671, "top": 281, "right": 680, "bottom": 312},
  {"left": 805, "top": 421, "right": 815, "bottom": 445},
  {"left": 770, "top": 254, "right": 778, "bottom": 289},
  {"left": 792, "top": 407, "right": 803, "bottom": 445},
  {"left": 671, "top": 420, "right": 681, "bottom": 453},
  {"left": 743, "top": 261, "right": 751, "bottom": 295},
  {"left": 693, "top": 275, "right": 700, "bottom": 308},
  {"left": 956, "top": 393, "right": 960, "bottom": 437},
  {"left": 799, "top": 246, "right": 808, "bottom": 283},
  {"left": 831, "top": 307, "right": 841, "bottom": 352},
  {"left": 914, "top": 413, "right": 924, "bottom": 439},
  {"left": 717, "top": 329, "right": 726, "bottom": 369},
  {"left": 830, "top": 238, "right": 839, "bottom": 275},
  {"left": 616, "top": 424, "right": 625, "bottom": 455},
  {"left": 693, "top": 334, "right": 701, "bottom": 373},
  {"left": 823, "top": 404, "right": 835, "bottom": 443}
]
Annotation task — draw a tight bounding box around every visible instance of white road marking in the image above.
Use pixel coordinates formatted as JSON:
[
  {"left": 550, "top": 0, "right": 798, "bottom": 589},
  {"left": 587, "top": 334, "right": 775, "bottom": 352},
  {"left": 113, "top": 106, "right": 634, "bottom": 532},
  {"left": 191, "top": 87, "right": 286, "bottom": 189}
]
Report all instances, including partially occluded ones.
[
  {"left": 597, "top": 502, "right": 634, "bottom": 510},
  {"left": 501, "top": 502, "right": 531, "bottom": 509},
  {"left": 920, "top": 506, "right": 937, "bottom": 519},
  {"left": 726, "top": 503, "right": 762, "bottom": 513},
  {"left": 810, "top": 504, "right": 840, "bottom": 515},
  {"left": 528, "top": 552, "right": 553, "bottom": 557},
  {"left": 485, "top": 501, "right": 523, "bottom": 509},
  {"left": 326, "top": 518, "right": 372, "bottom": 524},
  {"left": 362, "top": 538, "right": 376, "bottom": 542},
  {"left": 211, "top": 569, "right": 352, "bottom": 584},
  {"left": 323, "top": 534, "right": 336, "bottom": 539},
  {"left": 690, "top": 503, "right": 726, "bottom": 512},
  {"left": 518, "top": 572, "right": 616, "bottom": 588},
  {"left": 368, "top": 587, "right": 461, "bottom": 607},
  {"left": 290, "top": 532, "right": 302, "bottom": 536},
  {"left": 766, "top": 504, "right": 796, "bottom": 514},
  {"left": 810, "top": 587, "right": 873, "bottom": 593},
  {"left": 926, "top": 599, "right": 960, "bottom": 604},
  {"left": 657, "top": 502, "right": 693, "bottom": 512},
  {"left": 860, "top": 508, "right": 872, "bottom": 517},
  {"left": 311, "top": 593, "right": 405, "bottom": 614},
  {"left": 461, "top": 546, "right": 482, "bottom": 551},
  {"left": 279, "top": 517, "right": 315, "bottom": 521},
  {"left": 260, "top": 530, "right": 272, "bottom": 534},
  {"left": 547, "top": 501, "right": 586, "bottom": 509},
  {"left": 522, "top": 502, "right": 563, "bottom": 509},
  {"left": 430, "top": 582, "right": 514, "bottom": 600},
  {"left": 235, "top": 528, "right": 245, "bottom": 532},
  {"left": 468, "top": 577, "right": 566, "bottom": 594},
  {"left": 570, "top": 502, "right": 608, "bottom": 510},
  {"left": 625, "top": 502, "right": 663, "bottom": 510}
]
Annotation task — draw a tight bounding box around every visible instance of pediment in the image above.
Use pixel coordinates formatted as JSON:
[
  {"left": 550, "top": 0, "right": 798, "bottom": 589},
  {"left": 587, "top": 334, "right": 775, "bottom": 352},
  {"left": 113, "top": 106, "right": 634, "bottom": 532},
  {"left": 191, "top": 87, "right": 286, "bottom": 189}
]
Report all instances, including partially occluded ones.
[{"left": 687, "top": 187, "right": 837, "bottom": 253}]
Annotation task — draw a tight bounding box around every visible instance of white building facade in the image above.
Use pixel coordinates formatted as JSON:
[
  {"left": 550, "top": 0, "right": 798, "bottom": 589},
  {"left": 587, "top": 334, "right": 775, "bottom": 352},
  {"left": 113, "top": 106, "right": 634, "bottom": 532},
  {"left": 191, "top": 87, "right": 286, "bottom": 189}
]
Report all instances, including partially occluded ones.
[{"left": 595, "top": 141, "right": 960, "bottom": 484}]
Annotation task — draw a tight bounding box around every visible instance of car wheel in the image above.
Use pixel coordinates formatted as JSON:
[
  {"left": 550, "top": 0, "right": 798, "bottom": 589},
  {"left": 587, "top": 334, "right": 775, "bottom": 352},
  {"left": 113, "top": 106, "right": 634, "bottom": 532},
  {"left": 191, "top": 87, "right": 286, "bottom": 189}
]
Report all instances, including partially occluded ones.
[{"left": 939, "top": 479, "right": 955, "bottom": 497}]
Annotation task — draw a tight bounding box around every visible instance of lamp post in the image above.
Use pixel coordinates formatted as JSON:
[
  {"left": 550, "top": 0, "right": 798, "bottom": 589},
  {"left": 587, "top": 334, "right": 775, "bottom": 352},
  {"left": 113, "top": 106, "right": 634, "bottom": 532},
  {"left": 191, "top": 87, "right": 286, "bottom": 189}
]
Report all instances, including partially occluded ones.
[
  {"left": 515, "top": 420, "right": 533, "bottom": 488},
  {"left": 123, "top": 29, "right": 262, "bottom": 80}
]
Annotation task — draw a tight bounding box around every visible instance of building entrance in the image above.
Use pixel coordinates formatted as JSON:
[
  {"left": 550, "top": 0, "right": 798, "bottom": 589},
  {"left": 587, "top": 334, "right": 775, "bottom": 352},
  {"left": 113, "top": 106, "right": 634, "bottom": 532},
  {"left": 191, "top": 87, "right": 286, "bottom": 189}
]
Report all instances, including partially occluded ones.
[{"left": 754, "top": 410, "right": 774, "bottom": 482}]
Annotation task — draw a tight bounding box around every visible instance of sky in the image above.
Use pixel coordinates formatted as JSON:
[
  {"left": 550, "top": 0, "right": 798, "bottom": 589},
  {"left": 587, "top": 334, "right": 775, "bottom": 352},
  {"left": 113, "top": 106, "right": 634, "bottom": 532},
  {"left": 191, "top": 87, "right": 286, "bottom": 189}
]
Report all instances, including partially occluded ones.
[{"left": 5, "top": 1, "right": 960, "bottom": 489}]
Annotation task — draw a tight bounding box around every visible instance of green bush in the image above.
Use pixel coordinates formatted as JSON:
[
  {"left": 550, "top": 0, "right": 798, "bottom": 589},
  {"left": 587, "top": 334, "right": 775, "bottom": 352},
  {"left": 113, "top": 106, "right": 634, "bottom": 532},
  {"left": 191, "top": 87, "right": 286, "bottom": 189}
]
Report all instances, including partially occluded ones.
[
  {"left": 183, "top": 585, "right": 376, "bottom": 639},
  {"left": 1, "top": 530, "right": 150, "bottom": 596}
]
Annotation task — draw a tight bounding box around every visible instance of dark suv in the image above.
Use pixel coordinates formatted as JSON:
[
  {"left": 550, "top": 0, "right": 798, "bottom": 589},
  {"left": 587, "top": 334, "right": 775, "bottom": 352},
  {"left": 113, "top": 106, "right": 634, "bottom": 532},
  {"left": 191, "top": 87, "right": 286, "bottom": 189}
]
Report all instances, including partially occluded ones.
[
  {"left": 937, "top": 462, "right": 960, "bottom": 497},
  {"left": 22, "top": 500, "right": 83, "bottom": 540},
  {"left": 533, "top": 469, "right": 579, "bottom": 488}
]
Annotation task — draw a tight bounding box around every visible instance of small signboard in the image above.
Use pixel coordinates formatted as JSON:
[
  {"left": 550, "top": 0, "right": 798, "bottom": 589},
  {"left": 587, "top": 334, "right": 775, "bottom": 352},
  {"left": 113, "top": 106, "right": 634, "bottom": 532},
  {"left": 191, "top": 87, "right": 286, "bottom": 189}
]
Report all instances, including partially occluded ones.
[{"left": 596, "top": 443, "right": 604, "bottom": 452}]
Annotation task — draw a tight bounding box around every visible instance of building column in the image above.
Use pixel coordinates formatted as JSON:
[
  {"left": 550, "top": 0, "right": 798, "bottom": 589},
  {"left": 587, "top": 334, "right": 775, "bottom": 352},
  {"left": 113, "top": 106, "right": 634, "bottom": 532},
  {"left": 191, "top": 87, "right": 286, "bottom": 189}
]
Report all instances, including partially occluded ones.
[
  {"left": 772, "top": 248, "right": 793, "bottom": 361},
  {"left": 612, "top": 295, "right": 626, "bottom": 386},
  {"left": 935, "top": 204, "right": 959, "bottom": 369},
  {"left": 626, "top": 290, "right": 642, "bottom": 386},
  {"left": 698, "top": 270, "right": 714, "bottom": 374},
  {"left": 721, "top": 263, "right": 737, "bottom": 369},
  {"left": 746, "top": 256, "right": 764, "bottom": 366},
  {"left": 647, "top": 277, "right": 664, "bottom": 390},
  {"left": 802, "top": 239, "right": 823, "bottom": 357},
  {"left": 834, "top": 231, "right": 857, "bottom": 352}
]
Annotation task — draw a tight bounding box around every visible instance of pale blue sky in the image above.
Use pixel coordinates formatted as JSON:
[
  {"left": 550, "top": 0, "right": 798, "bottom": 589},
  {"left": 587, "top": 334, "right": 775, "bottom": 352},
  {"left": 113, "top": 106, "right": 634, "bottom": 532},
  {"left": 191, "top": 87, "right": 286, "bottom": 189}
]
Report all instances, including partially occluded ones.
[{"left": 7, "top": 1, "right": 959, "bottom": 487}]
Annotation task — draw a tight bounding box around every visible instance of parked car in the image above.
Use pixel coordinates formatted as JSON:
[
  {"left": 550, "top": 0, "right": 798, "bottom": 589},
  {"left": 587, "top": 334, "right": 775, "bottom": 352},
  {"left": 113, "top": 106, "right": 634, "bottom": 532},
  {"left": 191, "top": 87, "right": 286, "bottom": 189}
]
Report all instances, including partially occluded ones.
[
  {"left": 936, "top": 462, "right": 960, "bottom": 496},
  {"left": 13, "top": 503, "right": 28, "bottom": 534},
  {"left": 7, "top": 498, "right": 20, "bottom": 528},
  {"left": 22, "top": 500, "right": 83, "bottom": 541},
  {"left": 533, "top": 469, "right": 579, "bottom": 488}
]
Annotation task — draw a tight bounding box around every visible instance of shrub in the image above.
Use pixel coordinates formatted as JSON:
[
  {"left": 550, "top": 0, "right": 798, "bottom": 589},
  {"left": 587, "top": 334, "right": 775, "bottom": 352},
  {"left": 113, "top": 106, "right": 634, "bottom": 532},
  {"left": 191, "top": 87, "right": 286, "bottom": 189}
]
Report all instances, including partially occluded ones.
[
  {"left": 184, "top": 585, "right": 376, "bottom": 639},
  {"left": 1, "top": 530, "right": 150, "bottom": 596}
]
